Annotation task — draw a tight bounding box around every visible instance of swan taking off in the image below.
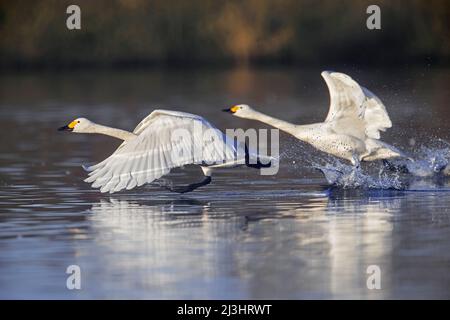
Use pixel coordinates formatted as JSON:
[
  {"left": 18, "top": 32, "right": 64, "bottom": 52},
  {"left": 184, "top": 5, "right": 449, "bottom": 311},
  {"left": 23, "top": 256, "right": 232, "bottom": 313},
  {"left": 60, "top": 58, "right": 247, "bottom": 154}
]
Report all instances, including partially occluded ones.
[
  {"left": 58, "top": 109, "right": 271, "bottom": 193},
  {"left": 223, "top": 71, "right": 406, "bottom": 166}
]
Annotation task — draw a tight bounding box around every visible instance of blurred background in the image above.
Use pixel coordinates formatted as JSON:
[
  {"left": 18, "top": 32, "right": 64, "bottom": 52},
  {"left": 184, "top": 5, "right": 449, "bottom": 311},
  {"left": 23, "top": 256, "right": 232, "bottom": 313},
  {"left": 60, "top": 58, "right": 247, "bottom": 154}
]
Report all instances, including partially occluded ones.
[{"left": 0, "top": 0, "right": 449, "bottom": 70}]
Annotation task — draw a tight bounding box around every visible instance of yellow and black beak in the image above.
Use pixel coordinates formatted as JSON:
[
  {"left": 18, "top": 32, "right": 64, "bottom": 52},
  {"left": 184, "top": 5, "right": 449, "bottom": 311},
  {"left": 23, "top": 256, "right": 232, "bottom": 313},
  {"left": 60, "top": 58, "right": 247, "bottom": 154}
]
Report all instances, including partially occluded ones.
[
  {"left": 58, "top": 125, "right": 72, "bottom": 131},
  {"left": 58, "top": 120, "right": 77, "bottom": 132},
  {"left": 222, "top": 106, "right": 239, "bottom": 114}
]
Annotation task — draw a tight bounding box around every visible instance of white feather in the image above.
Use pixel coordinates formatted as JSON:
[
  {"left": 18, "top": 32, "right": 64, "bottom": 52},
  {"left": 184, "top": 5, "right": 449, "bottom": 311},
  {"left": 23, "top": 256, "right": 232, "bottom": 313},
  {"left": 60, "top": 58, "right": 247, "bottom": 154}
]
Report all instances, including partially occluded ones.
[
  {"left": 84, "top": 110, "right": 239, "bottom": 193},
  {"left": 322, "top": 71, "right": 392, "bottom": 140}
]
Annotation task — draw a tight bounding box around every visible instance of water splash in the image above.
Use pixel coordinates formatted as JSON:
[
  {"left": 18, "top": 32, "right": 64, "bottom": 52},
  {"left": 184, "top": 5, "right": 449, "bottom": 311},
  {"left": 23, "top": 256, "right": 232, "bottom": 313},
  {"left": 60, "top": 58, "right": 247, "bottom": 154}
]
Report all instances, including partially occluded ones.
[
  {"left": 284, "top": 139, "right": 450, "bottom": 190},
  {"left": 406, "top": 143, "right": 449, "bottom": 177},
  {"left": 312, "top": 159, "right": 404, "bottom": 190},
  {"left": 382, "top": 139, "right": 449, "bottom": 178}
]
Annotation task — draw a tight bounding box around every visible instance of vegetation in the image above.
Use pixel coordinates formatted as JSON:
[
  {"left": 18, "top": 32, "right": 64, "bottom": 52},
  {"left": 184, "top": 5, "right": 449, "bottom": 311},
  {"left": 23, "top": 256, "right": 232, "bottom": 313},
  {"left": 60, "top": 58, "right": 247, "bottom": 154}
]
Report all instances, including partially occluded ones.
[{"left": 0, "top": 0, "right": 448, "bottom": 69}]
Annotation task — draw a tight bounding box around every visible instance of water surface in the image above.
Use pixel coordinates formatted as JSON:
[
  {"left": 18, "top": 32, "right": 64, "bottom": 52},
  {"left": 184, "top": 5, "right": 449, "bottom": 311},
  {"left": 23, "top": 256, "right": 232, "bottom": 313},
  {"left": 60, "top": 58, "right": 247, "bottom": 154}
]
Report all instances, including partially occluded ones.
[{"left": 0, "top": 67, "right": 449, "bottom": 299}]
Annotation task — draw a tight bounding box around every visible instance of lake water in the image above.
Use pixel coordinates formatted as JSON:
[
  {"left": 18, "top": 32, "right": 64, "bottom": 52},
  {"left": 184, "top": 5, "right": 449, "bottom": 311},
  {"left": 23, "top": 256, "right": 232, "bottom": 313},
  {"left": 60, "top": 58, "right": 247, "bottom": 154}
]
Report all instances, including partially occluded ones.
[{"left": 0, "top": 67, "right": 449, "bottom": 299}]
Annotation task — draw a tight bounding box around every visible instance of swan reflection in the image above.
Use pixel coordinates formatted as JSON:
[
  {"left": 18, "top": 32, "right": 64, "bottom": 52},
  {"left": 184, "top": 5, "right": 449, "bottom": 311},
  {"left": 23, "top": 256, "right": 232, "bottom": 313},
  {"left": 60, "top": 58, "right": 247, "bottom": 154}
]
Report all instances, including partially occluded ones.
[{"left": 80, "top": 190, "right": 406, "bottom": 298}]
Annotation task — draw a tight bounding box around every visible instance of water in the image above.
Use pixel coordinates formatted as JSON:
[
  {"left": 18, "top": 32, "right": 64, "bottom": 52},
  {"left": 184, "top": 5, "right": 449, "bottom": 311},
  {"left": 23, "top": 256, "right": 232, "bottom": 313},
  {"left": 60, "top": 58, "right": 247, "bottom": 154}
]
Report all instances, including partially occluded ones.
[{"left": 0, "top": 67, "right": 449, "bottom": 299}]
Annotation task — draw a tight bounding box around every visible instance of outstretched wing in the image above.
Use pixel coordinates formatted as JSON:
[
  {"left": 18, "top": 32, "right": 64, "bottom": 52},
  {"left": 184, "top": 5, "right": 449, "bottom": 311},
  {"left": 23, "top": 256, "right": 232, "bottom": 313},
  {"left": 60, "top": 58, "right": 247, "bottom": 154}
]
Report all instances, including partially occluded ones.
[
  {"left": 84, "top": 109, "right": 237, "bottom": 193},
  {"left": 360, "top": 86, "right": 392, "bottom": 139},
  {"left": 321, "top": 71, "right": 392, "bottom": 139}
]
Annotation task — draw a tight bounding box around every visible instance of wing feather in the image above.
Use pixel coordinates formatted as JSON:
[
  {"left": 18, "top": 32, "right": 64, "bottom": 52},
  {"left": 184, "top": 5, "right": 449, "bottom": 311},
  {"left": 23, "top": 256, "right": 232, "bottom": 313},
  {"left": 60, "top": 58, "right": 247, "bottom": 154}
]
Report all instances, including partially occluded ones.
[
  {"left": 322, "top": 71, "right": 392, "bottom": 140},
  {"left": 85, "top": 110, "right": 237, "bottom": 193},
  {"left": 361, "top": 87, "right": 392, "bottom": 139}
]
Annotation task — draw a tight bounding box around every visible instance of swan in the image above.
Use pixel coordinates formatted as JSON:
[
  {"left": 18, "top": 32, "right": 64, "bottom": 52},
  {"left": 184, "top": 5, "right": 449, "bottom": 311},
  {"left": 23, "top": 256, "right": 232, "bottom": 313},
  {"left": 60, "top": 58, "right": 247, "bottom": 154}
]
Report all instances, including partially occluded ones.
[
  {"left": 223, "top": 71, "right": 407, "bottom": 166},
  {"left": 58, "top": 109, "right": 271, "bottom": 193}
]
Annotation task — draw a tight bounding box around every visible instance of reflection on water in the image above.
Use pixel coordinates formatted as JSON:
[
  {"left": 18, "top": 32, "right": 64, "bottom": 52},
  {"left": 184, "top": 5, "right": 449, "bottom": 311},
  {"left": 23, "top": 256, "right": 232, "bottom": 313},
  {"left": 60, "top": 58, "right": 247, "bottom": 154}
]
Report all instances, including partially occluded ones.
[{"left": 0, "top": 67, "right": 449, "bottom": 299}]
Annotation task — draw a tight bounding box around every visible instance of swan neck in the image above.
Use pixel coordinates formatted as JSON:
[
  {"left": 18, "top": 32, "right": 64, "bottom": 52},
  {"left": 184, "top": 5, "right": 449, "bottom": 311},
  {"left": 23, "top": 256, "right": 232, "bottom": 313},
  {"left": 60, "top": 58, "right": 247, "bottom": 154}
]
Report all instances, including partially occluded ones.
[
  {"left": 91, "top": 123, "right": 136, "bottom": 141},
  {"left": 247, "top": 110, "right": 298, "bottom": 135}
]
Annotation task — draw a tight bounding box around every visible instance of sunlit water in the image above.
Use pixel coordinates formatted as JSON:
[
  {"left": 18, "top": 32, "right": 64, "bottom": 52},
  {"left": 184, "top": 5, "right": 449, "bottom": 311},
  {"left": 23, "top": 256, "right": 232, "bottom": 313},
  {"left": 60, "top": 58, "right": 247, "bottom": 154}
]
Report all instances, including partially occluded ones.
[{"left": 0, "top": 67, "right": 449, "bottom": 299}]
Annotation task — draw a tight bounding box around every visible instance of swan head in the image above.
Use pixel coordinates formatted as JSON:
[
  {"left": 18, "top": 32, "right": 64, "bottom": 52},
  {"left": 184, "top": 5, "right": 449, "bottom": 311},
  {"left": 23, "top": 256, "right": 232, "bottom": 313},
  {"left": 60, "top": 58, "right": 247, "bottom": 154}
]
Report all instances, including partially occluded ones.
[
  {"left": 222, "top": 104, "right": 254, "bottom": 118},
  {"left": 58, "top": 117, "right": 95, "bottom": 133}
]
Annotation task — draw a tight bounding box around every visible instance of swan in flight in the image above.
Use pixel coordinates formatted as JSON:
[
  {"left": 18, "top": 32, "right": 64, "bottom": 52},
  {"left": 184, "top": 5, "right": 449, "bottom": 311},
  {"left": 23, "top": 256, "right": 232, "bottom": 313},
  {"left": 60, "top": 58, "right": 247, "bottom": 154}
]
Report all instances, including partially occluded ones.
[
  {"left": 223, "top": 71, "right": 407, "bottom": 166},
  {"left": 58, "top": 109, "right": 271, "bottom": 193}
]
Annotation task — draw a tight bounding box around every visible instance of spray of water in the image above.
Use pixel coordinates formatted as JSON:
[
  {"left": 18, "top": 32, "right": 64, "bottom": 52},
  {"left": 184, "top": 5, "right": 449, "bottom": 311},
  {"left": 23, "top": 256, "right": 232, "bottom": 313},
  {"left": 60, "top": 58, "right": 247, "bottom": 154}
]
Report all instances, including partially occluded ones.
[
  {"left": 283, "top": 139, "right": 450, "bottom": 190},
  {"left": 405, "top": 141, "right": 449, "bottom": 177}
]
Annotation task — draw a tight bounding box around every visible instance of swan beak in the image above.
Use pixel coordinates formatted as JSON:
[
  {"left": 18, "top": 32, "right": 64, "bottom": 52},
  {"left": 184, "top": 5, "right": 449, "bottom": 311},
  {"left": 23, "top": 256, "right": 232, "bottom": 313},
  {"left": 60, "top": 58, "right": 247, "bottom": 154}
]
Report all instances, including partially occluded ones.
[
  {"left": 58, "top": 120, "right": 77, "bottom": 132},
  {"left": 222, "top": 106, "right": 238, "bottom": 114},
  {"left": 58, "top": 125, "right": 72, "bottom": 132}
]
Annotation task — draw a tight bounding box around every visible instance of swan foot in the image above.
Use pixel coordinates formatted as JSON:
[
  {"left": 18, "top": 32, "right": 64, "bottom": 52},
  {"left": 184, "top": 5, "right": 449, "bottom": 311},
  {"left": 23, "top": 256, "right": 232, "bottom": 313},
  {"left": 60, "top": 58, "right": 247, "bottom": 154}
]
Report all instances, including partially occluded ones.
[{"left": 162, "top": 176, "right": 212, "bottom": 194}]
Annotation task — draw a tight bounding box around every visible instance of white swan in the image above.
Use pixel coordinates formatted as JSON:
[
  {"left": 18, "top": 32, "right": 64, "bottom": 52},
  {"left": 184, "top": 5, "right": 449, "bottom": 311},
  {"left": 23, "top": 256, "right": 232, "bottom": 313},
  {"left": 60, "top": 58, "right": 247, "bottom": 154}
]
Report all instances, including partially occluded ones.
[
  {"left": 58, "top": 109, "right": 271, "bottom": 193},
  {"left": 223, "top": 71, "right": 406, "bottom": 166}
]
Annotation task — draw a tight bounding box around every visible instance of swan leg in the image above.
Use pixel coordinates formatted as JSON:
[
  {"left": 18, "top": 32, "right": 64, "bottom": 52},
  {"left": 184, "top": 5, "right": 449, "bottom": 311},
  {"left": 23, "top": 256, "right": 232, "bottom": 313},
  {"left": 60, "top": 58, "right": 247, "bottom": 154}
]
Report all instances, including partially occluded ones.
[
  {"left": 163, "top": 167, "right": 213, "bottom": 194},
  {"left": 351, "top": 154, "right": 361, "bottom": 169}
]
